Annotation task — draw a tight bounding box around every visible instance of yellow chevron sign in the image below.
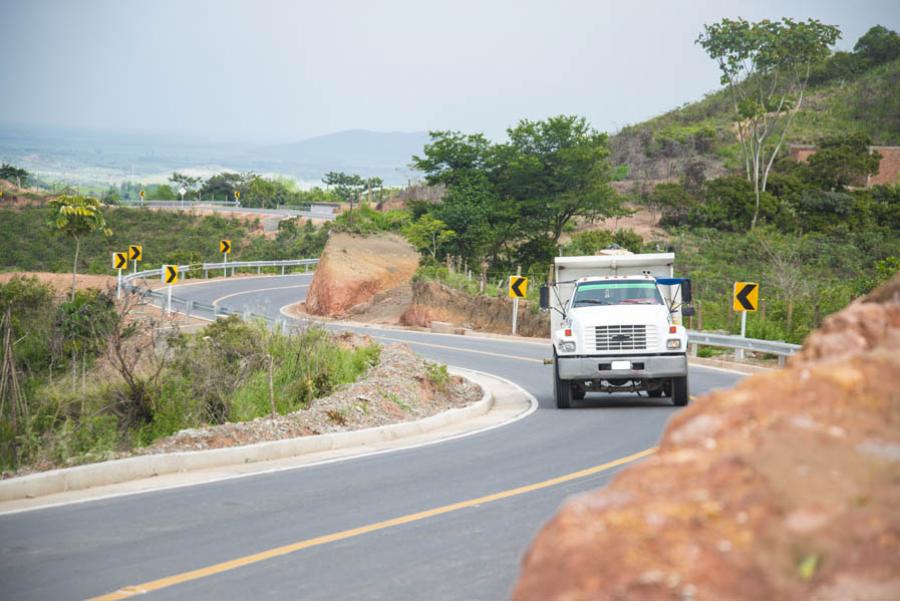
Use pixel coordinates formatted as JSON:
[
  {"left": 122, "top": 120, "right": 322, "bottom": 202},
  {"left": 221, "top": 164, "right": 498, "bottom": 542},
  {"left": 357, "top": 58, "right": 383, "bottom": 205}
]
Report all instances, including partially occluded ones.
[
  {"left": 733, "top": 282, "right": 759, "bottom": 312},
  {"left": 509, "top": 276, "right": 528, "bottom": 298},
  {"left": 129, "top": 244, "right": 142, "bottom": 261},
  {"left": 163, "top": 265, "right": 179, "bottom": 284},
  {"left": 113, "top": 252, "right": 128, "bottom": 270}
]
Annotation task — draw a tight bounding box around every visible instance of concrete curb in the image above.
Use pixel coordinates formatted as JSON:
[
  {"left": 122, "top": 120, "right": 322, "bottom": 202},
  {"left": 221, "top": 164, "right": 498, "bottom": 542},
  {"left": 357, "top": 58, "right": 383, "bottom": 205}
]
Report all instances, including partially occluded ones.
[{"left": 0, "top": 367, "right": 492, "bottom": 503}]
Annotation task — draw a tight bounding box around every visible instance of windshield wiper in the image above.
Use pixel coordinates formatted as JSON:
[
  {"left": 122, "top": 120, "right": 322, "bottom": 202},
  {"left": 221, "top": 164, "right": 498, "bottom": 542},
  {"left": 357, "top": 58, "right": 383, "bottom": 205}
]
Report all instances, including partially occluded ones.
[{"left": 574, "top": 299, "right": 612, "bottom": 306}]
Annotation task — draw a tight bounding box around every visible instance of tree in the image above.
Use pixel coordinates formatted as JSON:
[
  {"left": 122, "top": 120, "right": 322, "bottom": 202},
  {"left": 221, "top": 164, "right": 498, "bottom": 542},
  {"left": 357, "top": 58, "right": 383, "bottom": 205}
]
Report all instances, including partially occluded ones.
[
  {"left": 0, "top": 163, "right": 29, "bottom": 188},
  {"left": 323, "top": 172, "right": 365, "bottom": 224},
  {"left": 169, "top": 172, "right": 202, "bottom": 199},
  {"left": 47, "top": 195, "right": 112, "bottom": 301},
  {"left": 500, "top": 115, "right": 619, "bottom": 246},
  {"left": 853, "top": 25, "right": 900, "bottom": 66},
  {"left": 403, "top": 214, "right": 456, "bottom": 260},
  {"left": 806, "top": 134, "right": 882, "bottom": 191},
  {"left": 200, "top": 172, "right": 244, "bottom": 201},
  {"left": 696, "top": 18, "right": 841, "bottom": 229}
]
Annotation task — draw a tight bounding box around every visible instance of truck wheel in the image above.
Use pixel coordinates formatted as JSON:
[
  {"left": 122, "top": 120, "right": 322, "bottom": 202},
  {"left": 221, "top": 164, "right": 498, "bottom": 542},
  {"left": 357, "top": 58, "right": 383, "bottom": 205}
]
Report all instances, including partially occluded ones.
[
  {"left": 672, "top": 376, "right": 689, "bottom": 407},
  {"left": 554, "top": 354, "right": 573, "bottom": 409}
]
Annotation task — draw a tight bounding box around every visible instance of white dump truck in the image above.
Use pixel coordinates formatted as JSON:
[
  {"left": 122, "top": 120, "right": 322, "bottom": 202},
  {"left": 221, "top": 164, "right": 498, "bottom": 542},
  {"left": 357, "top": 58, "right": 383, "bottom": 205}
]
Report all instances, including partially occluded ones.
[{"left": 539, "top": 250, "right": 694, "bottom": 408}]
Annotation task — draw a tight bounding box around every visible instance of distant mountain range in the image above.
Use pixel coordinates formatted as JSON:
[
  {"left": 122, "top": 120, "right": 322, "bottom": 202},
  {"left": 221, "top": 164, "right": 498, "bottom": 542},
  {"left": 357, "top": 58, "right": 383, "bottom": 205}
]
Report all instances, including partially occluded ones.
[{"left": 0, "top": 126, "right": 432, "bottom": 187}]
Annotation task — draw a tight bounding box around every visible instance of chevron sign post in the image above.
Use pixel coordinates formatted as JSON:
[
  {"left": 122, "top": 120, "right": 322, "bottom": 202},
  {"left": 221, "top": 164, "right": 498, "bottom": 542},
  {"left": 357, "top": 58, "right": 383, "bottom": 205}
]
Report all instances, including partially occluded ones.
[{"left": 733, "top": 282, "right": 759, "bottom": 360}]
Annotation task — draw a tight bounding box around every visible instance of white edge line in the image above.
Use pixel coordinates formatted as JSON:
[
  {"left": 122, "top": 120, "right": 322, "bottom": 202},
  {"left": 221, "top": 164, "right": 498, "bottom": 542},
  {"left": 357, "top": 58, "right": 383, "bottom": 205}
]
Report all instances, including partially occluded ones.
[{"left": 0, "top": 369, "right": 538, "bottom": 516}]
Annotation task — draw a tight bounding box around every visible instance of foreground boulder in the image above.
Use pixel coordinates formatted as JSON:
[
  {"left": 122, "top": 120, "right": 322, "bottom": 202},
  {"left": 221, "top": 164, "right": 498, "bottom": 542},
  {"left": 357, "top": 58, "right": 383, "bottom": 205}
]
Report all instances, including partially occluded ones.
[
  {"left": 514, "top": 275, "right": 900, "bottom": 601},
  {"left": 305, "top": 233, "right": 418, "bottom": 317}
]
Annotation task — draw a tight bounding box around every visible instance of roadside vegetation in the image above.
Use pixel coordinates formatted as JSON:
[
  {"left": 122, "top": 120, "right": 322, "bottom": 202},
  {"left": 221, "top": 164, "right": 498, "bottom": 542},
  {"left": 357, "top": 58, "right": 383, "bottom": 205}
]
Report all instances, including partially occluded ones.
[
  {"left": 0, "top": 206, "right": 329, "bottom": 274},
  {"left": 0, "top": 276, "right": 379, "bottom": 473}
]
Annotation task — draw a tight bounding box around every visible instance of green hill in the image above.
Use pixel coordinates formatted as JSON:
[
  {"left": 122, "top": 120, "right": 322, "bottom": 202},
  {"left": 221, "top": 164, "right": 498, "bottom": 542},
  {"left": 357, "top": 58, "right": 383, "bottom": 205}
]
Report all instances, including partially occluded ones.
[{"left": 611, "top": 55, "right": 900, "bottom": 181}]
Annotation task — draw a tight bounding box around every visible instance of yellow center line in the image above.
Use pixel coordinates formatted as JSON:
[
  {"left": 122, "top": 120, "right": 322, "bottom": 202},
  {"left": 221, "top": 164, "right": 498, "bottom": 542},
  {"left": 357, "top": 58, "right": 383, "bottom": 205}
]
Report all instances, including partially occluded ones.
[
  {"left": 372, "top": 334, "right": 545, "bottom": 363},
  {"left": 211, "top": 284, "right": 309, "bottom": 307},
  {"left": 88, "top": 447, "right": 656, "bottom": 600}
]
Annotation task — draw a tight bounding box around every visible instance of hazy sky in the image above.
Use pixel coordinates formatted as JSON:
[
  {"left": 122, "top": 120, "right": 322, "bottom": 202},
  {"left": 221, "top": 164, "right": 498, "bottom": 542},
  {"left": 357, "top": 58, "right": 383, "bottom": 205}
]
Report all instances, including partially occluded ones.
[{"left": 2, "top": 0, "right": 898, "bottom": 143}]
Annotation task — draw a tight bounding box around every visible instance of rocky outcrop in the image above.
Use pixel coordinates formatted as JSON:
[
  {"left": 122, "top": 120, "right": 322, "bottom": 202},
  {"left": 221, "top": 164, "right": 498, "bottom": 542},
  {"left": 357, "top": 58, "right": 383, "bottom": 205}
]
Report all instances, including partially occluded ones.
[
  {"left": 514, "top": 274, "right": 900, "bottom": 601},
  {"left": 305, "top": 233, "right": 418, "bottom": 317},
  {"left": 400, "top": 279, "right": 547, "bottom": 338}
]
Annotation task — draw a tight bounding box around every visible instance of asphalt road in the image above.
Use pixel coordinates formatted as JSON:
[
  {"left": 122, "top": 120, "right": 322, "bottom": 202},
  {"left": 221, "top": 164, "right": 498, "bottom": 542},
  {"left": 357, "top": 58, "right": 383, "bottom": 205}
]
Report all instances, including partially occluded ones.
[{"left": 0, "top": 274, "right": 743, "bottom": 600}]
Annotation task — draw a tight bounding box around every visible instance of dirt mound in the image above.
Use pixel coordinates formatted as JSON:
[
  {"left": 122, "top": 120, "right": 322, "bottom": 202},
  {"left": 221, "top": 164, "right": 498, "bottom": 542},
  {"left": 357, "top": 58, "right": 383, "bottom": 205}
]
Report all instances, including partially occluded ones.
[
  {"left": 514, "top": 275, "right": 900, "bottom": 601},
  {"left": 305, "top": 232, "right": 418, "bottom": 317},
  {"left": 400, "top": 280, "right": 547, "bottom": 338}
]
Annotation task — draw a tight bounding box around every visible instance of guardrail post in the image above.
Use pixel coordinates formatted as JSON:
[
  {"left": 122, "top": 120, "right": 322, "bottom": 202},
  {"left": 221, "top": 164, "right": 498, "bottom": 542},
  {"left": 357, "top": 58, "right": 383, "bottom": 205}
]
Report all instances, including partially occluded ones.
[
  {"left": 186, "top": 300, "right": 194, "bottom": 317},
  {"left": 689, "top": 343, "right": 698, "bottom": 357},
  {"left": 257, "top": 266, "right": 261, "bottom": 274},
  {"left": 281, "top": 265, "right": 285, "bottom": 276},
  {"left": 305, "top": 263, "right": 309, "bottom": 272},
  {"left": 778, "top": 355, "right": 786, "bottom": 368}
]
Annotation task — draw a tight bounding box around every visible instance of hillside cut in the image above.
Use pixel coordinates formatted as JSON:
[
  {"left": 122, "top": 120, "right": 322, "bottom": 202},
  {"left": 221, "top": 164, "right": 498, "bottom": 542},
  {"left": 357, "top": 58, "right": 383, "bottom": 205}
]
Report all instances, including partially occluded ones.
[
  {"left": 514, "top": 274, "right": 900, "bottom": 601},
  {"left": 305, "top": 232, "right": 418, "bottom": 317}
]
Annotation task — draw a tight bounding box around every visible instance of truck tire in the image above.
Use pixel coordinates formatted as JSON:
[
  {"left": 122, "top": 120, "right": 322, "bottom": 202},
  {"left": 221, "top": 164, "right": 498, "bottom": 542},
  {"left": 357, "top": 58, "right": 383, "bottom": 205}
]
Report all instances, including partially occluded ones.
[
  {"left": 672, "top": 376, "right": 689, "bottom": 407},
  {"left": 554, "top": 354, "right": 573, "bottom": 409}
]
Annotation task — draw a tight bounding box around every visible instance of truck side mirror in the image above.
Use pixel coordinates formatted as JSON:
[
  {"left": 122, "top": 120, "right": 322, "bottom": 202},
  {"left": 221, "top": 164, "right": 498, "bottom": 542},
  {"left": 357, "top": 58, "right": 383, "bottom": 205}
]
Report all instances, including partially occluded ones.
[
  {"left": 681, "top": 279, "right": 692, "bottom": 303},
  {"left": 539, "top": 285, "right": 549, "bottom": 310},
  {"left": 682, "top": 306, "right": 695, "bottom": 317}
]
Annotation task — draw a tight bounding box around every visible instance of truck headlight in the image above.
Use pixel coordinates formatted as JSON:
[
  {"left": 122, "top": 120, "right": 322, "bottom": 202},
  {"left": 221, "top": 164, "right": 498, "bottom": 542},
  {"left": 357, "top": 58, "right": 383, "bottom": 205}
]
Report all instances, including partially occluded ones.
[
  {"left": 560, "top": 341, "right": 576, "bottom": 353},
  {"left": 667, "top": 339, "right": 682, "bottom": 350}
]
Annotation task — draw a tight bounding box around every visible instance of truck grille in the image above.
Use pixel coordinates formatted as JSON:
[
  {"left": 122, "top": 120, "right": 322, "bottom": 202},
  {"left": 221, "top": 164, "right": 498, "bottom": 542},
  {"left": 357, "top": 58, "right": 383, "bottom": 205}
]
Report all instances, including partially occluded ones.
[{"left": 592, "top": 325, "right": 654, "bottom": 351}]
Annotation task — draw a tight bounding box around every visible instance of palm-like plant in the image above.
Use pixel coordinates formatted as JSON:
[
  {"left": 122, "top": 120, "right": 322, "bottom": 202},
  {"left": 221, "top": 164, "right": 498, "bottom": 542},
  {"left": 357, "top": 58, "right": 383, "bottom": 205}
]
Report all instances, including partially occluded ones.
[{"left": 47, "top": 195, "right": 113, "bottom": 300}]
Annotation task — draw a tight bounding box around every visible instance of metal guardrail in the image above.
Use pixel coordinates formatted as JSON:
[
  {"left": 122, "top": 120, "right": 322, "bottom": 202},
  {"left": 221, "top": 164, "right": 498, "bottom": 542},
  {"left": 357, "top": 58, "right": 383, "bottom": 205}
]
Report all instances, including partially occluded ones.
[
  {"left": 120, "top": 258, "right": 319, "bottom": 328},
  {"left": 686, "top": 330, "right": 801, "bottom": 366}
]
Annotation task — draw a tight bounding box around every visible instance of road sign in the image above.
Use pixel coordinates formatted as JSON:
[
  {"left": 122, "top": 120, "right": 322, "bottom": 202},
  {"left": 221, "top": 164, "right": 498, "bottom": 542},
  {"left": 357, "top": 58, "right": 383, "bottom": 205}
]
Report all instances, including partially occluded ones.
[
  {"left": 129, "top": 244, "right": 142, "bottom": 261},
  {"left": 163, "top": 265, "right": 179, "bottom": 284},
  {"left": 220, "top": 239, "right": 232, "bottom": 254},
  {"left": 113, "top": 252, "right": 128, "bottom": 270},
  {"left": 509, "top": 276, "right": 528, "bottom": 299},
  {"left": 733, "top": 282, "right": 759, "bottom": 312},
  {"left": 234, "top": 190, "right": 241, "bottom": 200},
  {"left": 139, "top": 190, "right": 145, "bottom": 199}
]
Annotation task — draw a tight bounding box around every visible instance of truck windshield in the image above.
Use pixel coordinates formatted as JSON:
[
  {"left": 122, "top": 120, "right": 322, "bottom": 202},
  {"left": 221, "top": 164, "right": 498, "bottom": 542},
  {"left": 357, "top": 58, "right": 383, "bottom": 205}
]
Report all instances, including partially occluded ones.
[{"left": 571, "top": 281, "right": 663, "bottom": 307}]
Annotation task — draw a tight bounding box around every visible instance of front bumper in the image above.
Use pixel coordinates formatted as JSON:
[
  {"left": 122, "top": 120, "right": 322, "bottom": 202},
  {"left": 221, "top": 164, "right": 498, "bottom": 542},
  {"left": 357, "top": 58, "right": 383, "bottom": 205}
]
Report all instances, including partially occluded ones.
[{"left": 557, "top": 353, "right": 687, "bottom": 381}]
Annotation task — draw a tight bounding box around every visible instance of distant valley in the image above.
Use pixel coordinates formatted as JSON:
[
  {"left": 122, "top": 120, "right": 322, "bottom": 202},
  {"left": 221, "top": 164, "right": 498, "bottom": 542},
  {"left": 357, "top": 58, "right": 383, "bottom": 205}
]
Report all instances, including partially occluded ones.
[{"left": 0, "top": 126, "right": 431, "bottom": 187}]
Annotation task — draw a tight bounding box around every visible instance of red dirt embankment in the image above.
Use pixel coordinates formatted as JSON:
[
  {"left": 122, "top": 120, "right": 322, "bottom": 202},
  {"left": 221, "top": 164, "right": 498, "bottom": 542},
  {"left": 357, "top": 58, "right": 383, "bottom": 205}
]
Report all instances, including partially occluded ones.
[
  {"left": 305, "top": 232, "right": 419, "bottom": 317},
  {"left": 400, "top": 280, "right": 547, "bottom": 338},
  {"left": 514, "top": 275, "right": 900, "bottom": 601}
]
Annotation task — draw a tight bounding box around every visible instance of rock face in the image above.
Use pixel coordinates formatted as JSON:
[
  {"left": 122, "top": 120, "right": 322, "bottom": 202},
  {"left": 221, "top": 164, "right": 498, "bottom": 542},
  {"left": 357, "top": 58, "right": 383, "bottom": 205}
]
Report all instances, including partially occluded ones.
[
  {"left": 513, "top": 274, "right": 900, "bottom": 601},
  {"left": 305, "top": 233, "right": 418, "bottom": 317},
  {"left": 400, "top": 279, "right": 548, "bottom": 338}
]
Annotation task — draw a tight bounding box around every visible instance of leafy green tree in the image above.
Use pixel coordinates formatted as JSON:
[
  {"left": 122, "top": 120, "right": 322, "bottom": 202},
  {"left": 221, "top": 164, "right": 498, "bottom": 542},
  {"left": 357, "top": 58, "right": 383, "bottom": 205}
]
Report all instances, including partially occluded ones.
[
  {"left": 853, "top": 25, "right": 900, "bottom": 66},
  {"left": 169, "top": 172, "right": 202, "bottom": 199},
  {"left": 323, "top": 172, "right": 365, "bottom": 223},
  {"left": 403, "top": 214, "right": 456, "bottom": 260},
  {"left": 646, "top": 183, "right": 695, "bottom": 226},
  {"left": 152, "top": 184, "right": 177, "bottom": 200},
  {"left": 200, "top": 172, "right": 244, "bottom": 201},
  {"left": 47, "top": 195, "right": 112, "bottom": 300},
  {"left": 696, "top": 18, "right": 841, "bottom": 229},
  {"left": 501, "top": 115, "right": 619, "bottom": 245},
  {"left": 806, "top": 134, "right": 882, "bottom": 191},
  {"left": 0, "top": 163, "right": 29, "bottom": 188}
]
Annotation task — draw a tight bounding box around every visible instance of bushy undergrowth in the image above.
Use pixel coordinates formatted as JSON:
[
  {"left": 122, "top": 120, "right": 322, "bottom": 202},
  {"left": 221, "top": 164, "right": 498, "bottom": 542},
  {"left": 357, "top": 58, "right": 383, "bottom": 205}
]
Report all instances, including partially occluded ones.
[
  {"left": 0, "top": 207, "right": 328, "bottom": 274},
  {"left": 0, "top": 278, "right": 380, "bottom": 471}
]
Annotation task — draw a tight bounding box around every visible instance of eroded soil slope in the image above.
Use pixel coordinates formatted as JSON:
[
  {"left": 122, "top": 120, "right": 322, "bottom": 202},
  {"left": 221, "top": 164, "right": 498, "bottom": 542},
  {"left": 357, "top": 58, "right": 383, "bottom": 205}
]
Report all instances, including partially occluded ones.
[
  {"left": 305, "top": 232, "right": 418, "bottom": 317},
  {"left": 514, "top": 275, "right": 900, "bottom": 601}
]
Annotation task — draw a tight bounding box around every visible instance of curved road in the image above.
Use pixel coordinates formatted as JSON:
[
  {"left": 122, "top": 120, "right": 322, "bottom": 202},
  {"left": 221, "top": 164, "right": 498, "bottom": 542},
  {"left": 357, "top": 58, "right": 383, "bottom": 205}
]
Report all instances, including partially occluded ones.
[{"left": 1, "top": 274, "right": 743, "bottom": 600}]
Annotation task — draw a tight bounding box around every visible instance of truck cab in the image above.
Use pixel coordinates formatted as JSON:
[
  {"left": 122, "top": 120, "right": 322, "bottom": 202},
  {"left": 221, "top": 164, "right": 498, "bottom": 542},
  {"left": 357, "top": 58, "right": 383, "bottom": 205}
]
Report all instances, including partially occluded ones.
[{"left": 540, "top": 252, "right": 693, "bottom": 408}]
